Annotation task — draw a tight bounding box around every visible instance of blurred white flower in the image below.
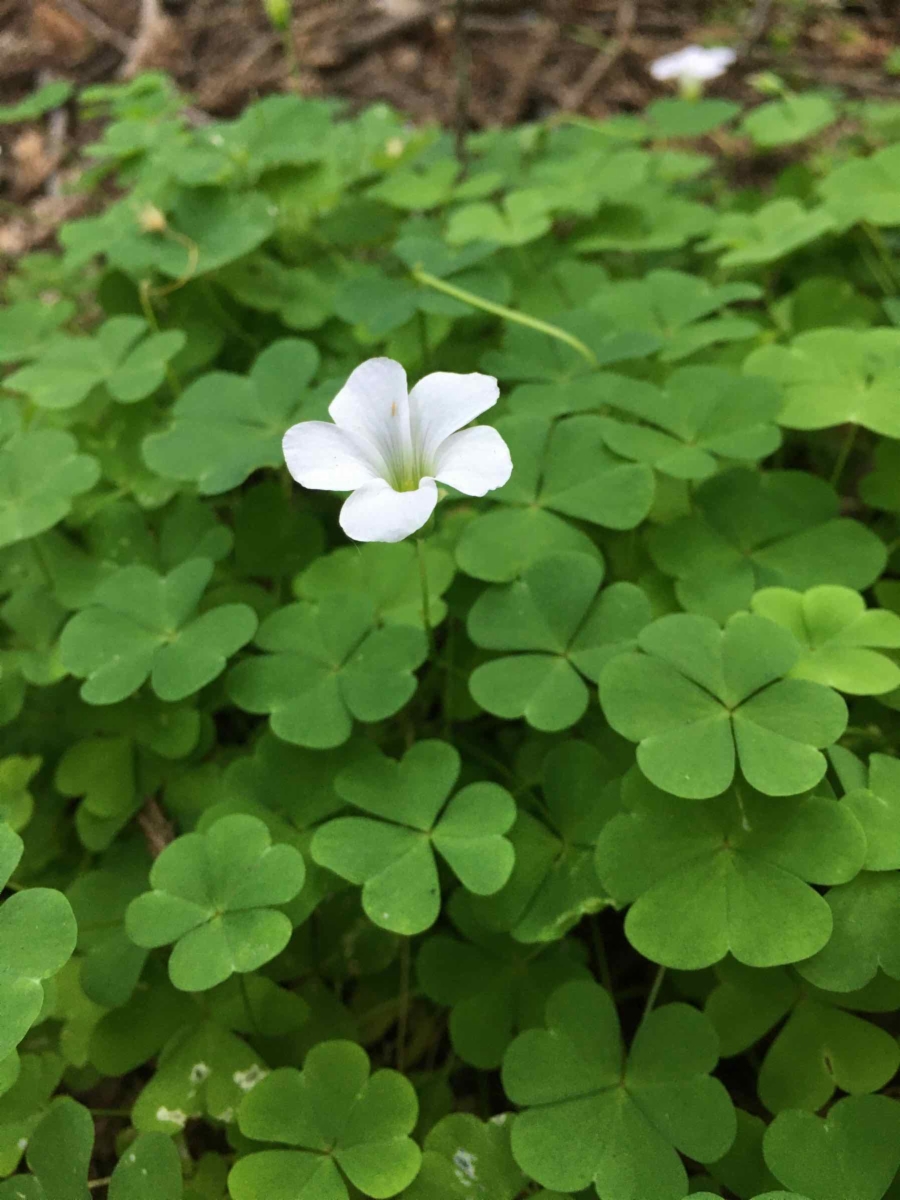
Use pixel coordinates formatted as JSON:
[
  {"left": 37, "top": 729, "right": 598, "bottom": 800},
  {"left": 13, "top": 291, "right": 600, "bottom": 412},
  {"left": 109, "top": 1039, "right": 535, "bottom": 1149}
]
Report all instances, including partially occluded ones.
[
  {"left": 283, "top": 358, "right": 512, "bottom": 543},
  {"left": 650, "top": 45, "right": 736, "bottom": 87}
]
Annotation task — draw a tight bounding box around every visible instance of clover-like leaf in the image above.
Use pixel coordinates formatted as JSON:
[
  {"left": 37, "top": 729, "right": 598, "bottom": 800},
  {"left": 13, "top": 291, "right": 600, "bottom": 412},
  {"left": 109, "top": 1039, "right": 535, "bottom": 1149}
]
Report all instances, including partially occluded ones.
[
  {"left": 819, "top": 142, "right": 900, "bottom": 227},
  {"left": 468, "top": 554, "right": 650, "bottom": 732},
  {"left": 794, "top": 871, "right": 900, "bottom": 993},
  {"left": 470, "top": 741, "right": 620, "bottom": 943},
  {"left": 311, "top": 740, "right": 515, "bottom": 935},
  {"left": 746, "top": 327, "right": 900, "bottom": 437},
  {"left": 4, "top": 316, "right": 184, "bottom": 408},
  {"left": 595, "top": 771, "right": 866, "bottom": 969},
  {"left": 125, "top": 813, "right": 305, "bottom": 991},
  {"left": 296, "top": 539, "right": 455, "bottom": 629},
  {"left": 20, "top": 1095, "right": 94, "bottom": 1200},
  {"left": 0, "top": 430, "right": 99, "bottom": 549},
  {"left": 742, "top": 94, "right": 837, "bottom": 147},
  {"left": 227, "top": 593, "right": 425, "bottom": 749},
  {"left": 142, "top": 338, "right": 320, "bottom": 494},
  {"left": 861, "top": 440, "right": 900, "bottom": 511},
  {"left": 833, "top": 751, "right": 900, "bottom": 871},
  {"left": 132, "top": 1017, "right": 268, "bottom": 1132},
  {"left": 458, "top": 416, "right": 654, "bottom": 580},
  {"left": 502, "top": 980, "right": 735, "bottom": 1199},
  {"left": 597, "top": 367, "right": 782, "bottom": 481},
  {"left": 59, "top": 557, "right": 257, "bottom": 705},
  {"left": 108, "top": 1132, "right": 183, "bottom": 1200},
  {"left": 706, "top": 960, "right": 900, "bottom": 1114},
  {"left": 751, "top": 585, "right": 900, "bottom": 695},
  {"left": 401, "top": 1112, "right": 527, "bottom": 1200},
  {"left": 0, "top": 755, "right": 40, "bottom": 832},
  {"left": 600, "top": 612, "right": 848, "bottom": 799},
  {"left": 0, "top": 299, "right": 74, "bottom": 364},
  {"left": 231, "top": 1041, "right": 421, "bottom": 1200},
  {"left": 648, "top": 468, "right": 886, "bottom": 622},
  {"left": 700, "top": 199, "right": 836, "bottom": 269},
  {"left": 588, "top": 271, "right": 761, "bottom": 362},
  {"left": 0, "top": 825, "right": 78, "bottom": 1061},
  {"left": 417, "top": 890, "right": 591, "bottom": 1068},
  {"left": 66, "top": 856, "right": 150, "bottom": 1009},
  {"left": 763, "top": 1095, "right": 900, "bottom": 1200},
  {"left": 574, "top": 190, "right": 714, "bottom": 253}
]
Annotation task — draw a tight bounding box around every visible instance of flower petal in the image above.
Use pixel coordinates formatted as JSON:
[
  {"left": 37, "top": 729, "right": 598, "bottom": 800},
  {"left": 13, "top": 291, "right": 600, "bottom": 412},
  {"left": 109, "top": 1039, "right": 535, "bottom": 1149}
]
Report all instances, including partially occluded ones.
[
  {"left": 408, "top": 371, "right": 499, "bottom": 466},
  {"left": 433, "top": 426, "right": 513, "bottom": 497},
  {"left": 328, "top": 357, "right": 412, "bottom": 479},
  {"left": 339, "top": 478, "right": 438, "bottom": 543},
  {"left": 650, "top": 45, "right": 735, "bottom": 82},
  {"left": 282, "top": 421, "right": 379, "bottom": 491}
]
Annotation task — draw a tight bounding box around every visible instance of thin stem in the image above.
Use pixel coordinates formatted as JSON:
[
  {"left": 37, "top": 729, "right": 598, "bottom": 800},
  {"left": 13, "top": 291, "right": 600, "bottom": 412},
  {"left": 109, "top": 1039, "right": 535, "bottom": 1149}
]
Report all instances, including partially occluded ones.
[
  {"left": 590, "top": 916, "right": 614, "bottom": 997},
  {"left": 640, "top": 965, "right": 666, "bottom": 1028},
  {"left": 411, "top": 267, "right": 598, "bottom": 367},
  {"left": 415, "top": 535, "right": 435, "bottom": 657},
  {"left": 397, "top": 936, "right": 411, "bottom": 1073},
  {"left": 453, "top": 0, "right": 471, "bottom": 174},
  {"left": 830, "top": 424, "right": 859, "bottom": 491}
]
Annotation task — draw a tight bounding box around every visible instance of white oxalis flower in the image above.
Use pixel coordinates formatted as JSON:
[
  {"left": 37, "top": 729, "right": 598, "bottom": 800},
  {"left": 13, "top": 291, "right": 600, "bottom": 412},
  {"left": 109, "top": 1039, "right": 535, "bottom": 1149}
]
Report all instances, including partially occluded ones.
[
  {"left": 650, "top": 45, "right": 736, "bottom": 84},
  {"left": 282, "top": 357, "right": 512, "bottom": 543}
]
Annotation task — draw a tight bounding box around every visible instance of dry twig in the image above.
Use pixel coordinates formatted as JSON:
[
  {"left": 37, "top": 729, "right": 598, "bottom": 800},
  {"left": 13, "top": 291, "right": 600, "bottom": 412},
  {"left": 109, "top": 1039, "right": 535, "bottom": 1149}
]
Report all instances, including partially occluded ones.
[{"left": 561, "top": 0, "right": 636, "bottom": 111}]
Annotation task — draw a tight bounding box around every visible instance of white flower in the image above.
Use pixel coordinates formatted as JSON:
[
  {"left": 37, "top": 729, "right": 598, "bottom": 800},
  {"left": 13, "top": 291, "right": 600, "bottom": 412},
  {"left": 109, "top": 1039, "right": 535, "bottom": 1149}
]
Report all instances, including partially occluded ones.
[
  {"left": 282, "top": 358, "right": 512, "bottom": 543},
  {"left": 650, "top": 45, "right": 736, "bottom": 85}
]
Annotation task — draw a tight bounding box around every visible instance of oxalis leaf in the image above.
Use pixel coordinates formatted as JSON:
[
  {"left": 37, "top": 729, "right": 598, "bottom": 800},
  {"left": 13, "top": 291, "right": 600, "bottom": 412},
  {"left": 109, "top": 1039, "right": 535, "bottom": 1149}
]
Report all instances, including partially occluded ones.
[
  {"left": 502, "top": 979, "right": 736, "bottom": 1200},
  {"left": 595, "top": 769, "right": 866, "bottom": 970},
  {"left": 647, "top": 468, "right": 886, "bottom": 623},
  {"left": 311, "top": 739, "right": 516, "bottom": 935},
  {"left": 599, "top": 611, "right": 848, "bottom": 799},
  {"left": 0, "top": 430, "right": 99, "bottom": 549},
  {"left": 142, "top": 338, "right": 320, "bottom": 494},
  {"left": 125, "top": 813, "right": 305, "bottom": 991},
  {"left": 401, "top": 1111, "right": 526, "bottom": 1200},
  {"left": 763, "top": 1094, "right": 900, "bottom": 1200},
  {"left": 469, "top": 740, "right": 620, "bottom": 944},
  {"left": 751, "top": 585, "right": 900, "bottom": 695},
  {"left": 59, "top": 557, "right": 257, "bottom": 705},
  {"left": 230, "top": 1040, "right": 421, "bottom": 1200},
  {"left": 0, "top": 824, "right": 78, "bottom": 1062},
  {"left": 227, "top": 592, "right": 426, "bottom": 749},
  {"left": 468, "top": 553, "right": 651, "bottom": 732}
]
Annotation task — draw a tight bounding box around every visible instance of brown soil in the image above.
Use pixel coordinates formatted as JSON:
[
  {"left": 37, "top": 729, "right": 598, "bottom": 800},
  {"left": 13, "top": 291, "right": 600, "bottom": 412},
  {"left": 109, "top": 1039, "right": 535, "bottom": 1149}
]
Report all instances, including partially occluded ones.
[{"left": 1, "top": 1, "right": 900, "bottom": 257}]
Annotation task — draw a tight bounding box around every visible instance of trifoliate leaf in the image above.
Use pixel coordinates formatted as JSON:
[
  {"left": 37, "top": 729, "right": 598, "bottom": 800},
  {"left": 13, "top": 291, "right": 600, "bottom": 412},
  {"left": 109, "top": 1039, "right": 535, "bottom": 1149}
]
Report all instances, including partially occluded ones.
[
  {"left": 647, "top": 98, "right": 740, "bottom": 138},
  {"left": 24, "top": 1095, "right": 94, "bottom": 1200},
  {"left": 132, "top": 1018, "right": 268, "bottom": 1132},
  {"left": 142, "top": 339, "right": 319, "bottom": 494},
  {"left": 296, "top": 539, "right": 455, "bottom": 629},
  {"left": 4, "top": 316, "right": 184, "bottom": 408},
  {"left": 0, "top": 299, "right": 75, "bottom": 364},
  {"left": 502, "top": 980, "right": 735, "bottom": 1199},
  {"left": 600, "top": 612, "right": 848, "bottom": 798},
  {"left": 751, "top": 585, "right": 900, "bottom": 695},
  {"left": 401, "top": 1112, "right": 527, "bottom": 1200},
  {"left": 231, "top": 1041, "right": 421, "bottom": 1200},
  {"left": 595, "top": 771, "right": 866, "bottom": 969},
  {"left": 742, "top": 95, "right": 837, "bottom": 147},
  {"left": 66, "top": 854, "right": 150, "bottom": 1008},
  {"left": 0, "top": 430, "right": 99, "bottom": 548},
  {"left": 838, "top": 752, "right": 900, "bottom": 870},
  {"left": 481, "top": 311, "right": 660, "bottom": 384},
  {"left": 455, "top": 505, "right": 601, "bottom": 584},
  {"left": 218, "top": 254, "right": 339, "bottom": 331},
  {"left": 746, "top": 327, "right": 900, "bottom": 436},
  {"left": 0, "top": 1051, "right": 64, "bottom": 1176},
  {"left": 588, "top": 271, "right": 761, "bottom": 362},
  {"left": 794, "top": 871, "right": 900, "bottom": 992},
  {"left": 59, "top": 557, "right": 257, "bottom": 705},
  {"left": 701, "top": 199, "right": 836, "bottom": 268},
  {"left": 108, "top": 1132, "right": 184, "bottom": 1200},
  {"left": 470, "top": 741, "right": 620, "bottom": 943},
  {"left": 574, "top": 190, "right": 714, "bottom": 253},
  {"left": 648, "top": 468, "right": 886, "bottom": 622},
  {"left": 126, "top": 814, "right": 305, "bottom": 991},
  {"left": 597, "top": 367, "right": 781, "bottom": 480},
  {"left": 0, "top": 755, "right": 40, "bottom": 832},
  {"left": 861, "top": 440, "right": 900, "bottom": 511},
  {"left": 311, "top": 740, "right": 515, "bottom": 935},
  {"left": 468, "top": 554, "right": 650, "bottom": 732},
  {"left": 819, "top": 142, "right": 900, "bottom": 227},
  {"left": 0, "top": 825, "right": 78, "bottom": 1060},
  {"left": 763, "top": 1095, "right": 900, "bottom": 1200}
]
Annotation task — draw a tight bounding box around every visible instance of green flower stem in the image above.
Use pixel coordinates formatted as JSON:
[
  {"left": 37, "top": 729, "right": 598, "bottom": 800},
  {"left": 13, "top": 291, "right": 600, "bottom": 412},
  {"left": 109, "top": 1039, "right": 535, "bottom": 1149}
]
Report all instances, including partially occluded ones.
[
  {"left": 830, "top": 423, "right": 859, "bottom": 491},
  {"left": 640, "top": 964, "right": 666, "bottom": 1027},
  {"left": 414, "top": 534, "right": 435, "bottom": 657},
  {"left": 397, "top": 935, "right": 411, "bottom": 1074},
  {"left": 410, "top": 266, "right": 599, "bottom": 367}
]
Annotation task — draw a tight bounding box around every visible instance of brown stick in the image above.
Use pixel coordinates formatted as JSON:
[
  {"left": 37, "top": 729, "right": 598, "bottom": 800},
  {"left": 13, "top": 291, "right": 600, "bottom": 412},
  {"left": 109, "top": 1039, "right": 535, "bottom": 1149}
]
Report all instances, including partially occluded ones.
[
  {"left": 497, "top": 15, "right": 560, "bottom": 126},
  {"left": 561, "top": 0, "right": 636, "bottom": 111},
  {"left": 51, "top": 0, "right": 132, "bottom": 53},
  {"left": 137, "top": 795, "right": 175, "bottom": 859}
]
